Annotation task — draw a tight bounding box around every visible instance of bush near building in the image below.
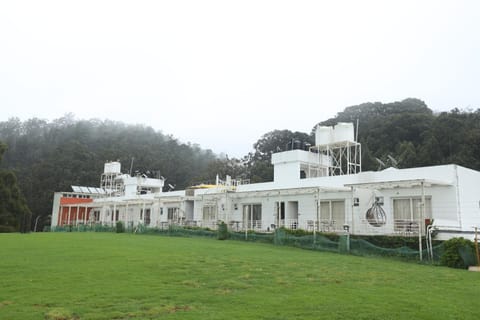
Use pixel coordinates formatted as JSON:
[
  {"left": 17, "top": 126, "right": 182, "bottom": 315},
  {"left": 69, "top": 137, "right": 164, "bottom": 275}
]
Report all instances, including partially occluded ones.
[{"left": 440, "top": 237, "right": 477, "bottom": 269}]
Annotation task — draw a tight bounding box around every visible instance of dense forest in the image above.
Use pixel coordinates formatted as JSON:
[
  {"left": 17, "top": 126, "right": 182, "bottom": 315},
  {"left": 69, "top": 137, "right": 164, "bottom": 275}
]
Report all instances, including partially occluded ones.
[
  {"left": 1, "top": 98, "right": 479, "bottom": 232},
  {"left": 0, "top": 142, "right": 30, "bottom": 233}
]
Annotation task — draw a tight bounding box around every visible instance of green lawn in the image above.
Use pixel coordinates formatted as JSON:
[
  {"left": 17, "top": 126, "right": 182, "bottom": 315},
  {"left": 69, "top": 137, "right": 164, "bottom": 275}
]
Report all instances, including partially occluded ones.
[{"left": 0, "top": 233, "right": 478, "bottom": 320}]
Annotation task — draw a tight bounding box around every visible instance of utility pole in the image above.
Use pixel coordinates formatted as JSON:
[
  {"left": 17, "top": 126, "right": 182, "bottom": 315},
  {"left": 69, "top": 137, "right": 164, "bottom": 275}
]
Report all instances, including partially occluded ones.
[
  {"left": 34, "top": 215, "right": 41, "bottom": 232},
  {"left": 475, "top": 227, "right": 480, "bottom": 267}
]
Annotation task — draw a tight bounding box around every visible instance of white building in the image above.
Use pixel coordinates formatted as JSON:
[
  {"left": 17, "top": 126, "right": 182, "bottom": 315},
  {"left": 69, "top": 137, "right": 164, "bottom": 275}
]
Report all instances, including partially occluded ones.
[{"left": 51, "top": 123, "right": 480, "bottom": 241}]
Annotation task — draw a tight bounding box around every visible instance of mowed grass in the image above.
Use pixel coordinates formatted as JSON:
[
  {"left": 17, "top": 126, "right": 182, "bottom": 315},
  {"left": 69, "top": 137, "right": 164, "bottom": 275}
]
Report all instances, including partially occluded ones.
[{"left": 0, "top": 233, "right": 478, "bottom": 320}]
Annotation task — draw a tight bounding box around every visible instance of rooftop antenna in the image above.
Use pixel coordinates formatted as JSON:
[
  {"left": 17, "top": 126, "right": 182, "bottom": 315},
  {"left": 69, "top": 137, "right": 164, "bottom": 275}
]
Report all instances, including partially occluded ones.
[
  {"left": 355, "top": 119, "right": 359, "bottom": 142},
  {"left": 387, "top": 155, "right": 399, "bottom": 168},
  {"left": 375, "top": 158, "right": 386, "bottom": 171},
  {"left": 129, "top": 157, "right": 134, "bottom": 176}
]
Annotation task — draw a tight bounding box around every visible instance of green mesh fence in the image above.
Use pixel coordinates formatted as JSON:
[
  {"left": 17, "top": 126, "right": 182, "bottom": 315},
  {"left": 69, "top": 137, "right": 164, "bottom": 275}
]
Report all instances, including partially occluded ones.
[
  {"left": 458, "top": 246, "right": 477, "bottom": 267},
  {"left": 50, "top": 224, "right": 115, "bottom": 232},
  {"left": 50, "top": 224, "right": 459, "bottom": 263}
]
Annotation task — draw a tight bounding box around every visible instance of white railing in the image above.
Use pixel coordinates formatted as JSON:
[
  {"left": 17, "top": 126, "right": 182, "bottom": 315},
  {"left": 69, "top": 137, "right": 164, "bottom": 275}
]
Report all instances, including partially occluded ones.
[
  {"left": 355, "top": 219, "right": 422, "bottom": 236},
  {"left": 394, "top": 219, "right": 420, "bottom": 235},
  {"left": 275, "top": 219, "right": 299, "bottom": 230},
  {"left": 318, "top": 219, "right": 338, "bottom": 232}
]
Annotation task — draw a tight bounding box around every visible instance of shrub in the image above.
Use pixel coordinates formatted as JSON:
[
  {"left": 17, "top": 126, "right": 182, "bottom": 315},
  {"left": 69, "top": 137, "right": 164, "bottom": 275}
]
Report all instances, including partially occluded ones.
[
  {"left": 281, "top": 227, "right": 312, "bottom": 237},
  {"left": 217, "top": 221, "right": 229, "bottom": 240},
  {"left": 0, "top": 225, "right": 16, "bottom": 233},
  {"left": 116, "top": 221, "right": 125, "bottom": 233},
  {"left": 440, "top": 237, "right": 476, "bottom": 269}
]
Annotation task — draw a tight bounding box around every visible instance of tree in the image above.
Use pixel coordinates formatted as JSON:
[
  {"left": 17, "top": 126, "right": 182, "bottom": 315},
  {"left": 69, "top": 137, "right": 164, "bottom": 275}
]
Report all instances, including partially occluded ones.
[
  {"left": 190, "top": 156, "right": 248, "bottom": 186},
  {"left": 0, "top": 141, "right": 31, "bottom": 232},
  {"left": 396, "top": 141, "right": 417, "bottom": 169}
]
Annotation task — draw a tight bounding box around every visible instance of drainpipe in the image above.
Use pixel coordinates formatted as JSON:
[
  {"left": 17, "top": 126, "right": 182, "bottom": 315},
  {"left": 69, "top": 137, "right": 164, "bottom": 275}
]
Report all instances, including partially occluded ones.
[
  {"left": 314, "top": 188, "right": 320, "bottom": 244},
  {"left": 350, "top": 186, "right": 355, "bottom": 235}
]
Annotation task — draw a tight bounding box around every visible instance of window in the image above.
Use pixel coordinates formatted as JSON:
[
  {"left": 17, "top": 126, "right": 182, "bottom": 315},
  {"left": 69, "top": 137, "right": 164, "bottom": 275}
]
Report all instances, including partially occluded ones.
[
  {"left": 140, "top": 208, "right": 151, "bottom": 225},
  {"left": 111, "top": 210, "right": 119, "bottom": 221},
  {"left": 167, "top": 207, "right": 179, "bottom": 221},
  {"left": 243, "top": 204, "right": 262, "bottom": 229},
  {"left": 393, "top": 197, "right": 431, "bottom": 233},
  {"left": 275, "top": 202, "right": 285, "bottom": 220},
  {"left": 145, "top": 209, "right": 151, "bottom": 225},
  {"left": 319, "top": 200, "right": 345, "bottom": 231},
  {"left": 203, "top": 205, "right": 217, "bottom": 221}
]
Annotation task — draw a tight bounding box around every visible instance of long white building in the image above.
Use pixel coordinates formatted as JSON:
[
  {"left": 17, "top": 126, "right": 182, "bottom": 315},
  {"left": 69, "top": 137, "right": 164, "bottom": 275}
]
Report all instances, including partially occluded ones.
[{"left": 51, "top": 123, "right": 480, "bottom": 241}]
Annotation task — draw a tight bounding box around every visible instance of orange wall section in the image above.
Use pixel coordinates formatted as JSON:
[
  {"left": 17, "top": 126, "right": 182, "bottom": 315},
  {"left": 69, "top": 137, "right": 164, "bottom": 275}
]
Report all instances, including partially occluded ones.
[
  {"left": 60, "top": 197, "right": 93, "bottom": 205},
  {"left": 58, "top": 197, "right": 94, "bottom": 226}
]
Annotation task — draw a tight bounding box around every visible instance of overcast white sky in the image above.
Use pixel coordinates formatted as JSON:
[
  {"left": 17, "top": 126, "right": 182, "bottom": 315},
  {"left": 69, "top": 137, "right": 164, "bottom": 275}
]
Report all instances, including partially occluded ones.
[{"left": 1, "top": 1, "right": 479, "bottom": 158}]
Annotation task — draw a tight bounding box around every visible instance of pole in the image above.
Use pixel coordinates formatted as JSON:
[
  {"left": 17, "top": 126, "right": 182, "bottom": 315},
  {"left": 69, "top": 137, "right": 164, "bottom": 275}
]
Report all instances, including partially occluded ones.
[
  {"left": 418, "top": 181, "right": 425, "bottom": 261},
  {"left": 244, "top": 205, "right": 248, "bottom": 240},
  {"left": 314, "top": 188, "right": 320, "bottom": 244},
  {"left": 475, "top": 227, "right": 480, "bottom": 267},
  {"left": 129, "top": 157, "right": 134, "bottom": 176},
  {"left": 351, "top": 186, "right": 355, "bottom": 235},
  {"left": 34, "top": 215, "right": 41, "bottom": 232}
]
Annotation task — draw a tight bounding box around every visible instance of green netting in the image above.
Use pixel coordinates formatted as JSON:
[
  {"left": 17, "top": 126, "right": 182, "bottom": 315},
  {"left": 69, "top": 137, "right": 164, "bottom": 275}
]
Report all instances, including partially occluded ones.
[
  {"left": 145, "top": 226, "right": 218, "bottom": 238},
  {"left": 229, "top": 231, "right": 274, "bottom": 243},
  {"left": 458, "top": 246, "right": 477, "bottom": 267},
  {"left": 50, "top": 224, "right": 115, "bottom": 232},
  {"left": 50, "top": 224, "right": 452, "bottom": 263}
]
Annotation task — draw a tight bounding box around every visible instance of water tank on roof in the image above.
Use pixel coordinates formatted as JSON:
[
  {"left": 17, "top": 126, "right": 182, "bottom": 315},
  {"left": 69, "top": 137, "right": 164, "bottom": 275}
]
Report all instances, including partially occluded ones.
[
  {"left": 293, "top": 140, "right": 302, "bottom": 150},
  {"left": 104, "top": 161, "right": 121, "bottom": 174},
  {"left": 286, "top": 139, "right": 305, "bottom": 150},
  {"left": 315, "top": 126, "right": 332, "bottom": 145},
  {"left": 333, "top": 122, "right": 355, "bottom": 143}
]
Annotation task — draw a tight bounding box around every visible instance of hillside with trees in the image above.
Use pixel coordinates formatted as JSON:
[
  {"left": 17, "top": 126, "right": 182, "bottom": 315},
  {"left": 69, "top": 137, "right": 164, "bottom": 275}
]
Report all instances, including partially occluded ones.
[
  {"left": 0, "top": 142, "right": 31, "bottom": 232},
  {"left": 317, "top": 98, "right": 480, "bottom": 171},
  {"left": 1, "top": 98, "right": 479, "bottom": 232},
  {"left": 0, "top": 115, "right": 218, "bottom": 231}
]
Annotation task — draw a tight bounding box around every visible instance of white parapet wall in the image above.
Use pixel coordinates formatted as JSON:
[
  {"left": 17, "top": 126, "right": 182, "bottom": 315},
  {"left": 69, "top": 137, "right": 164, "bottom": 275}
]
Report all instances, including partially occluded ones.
[{"left": 271, "top": 149, "right": 331, "bottom": 183}]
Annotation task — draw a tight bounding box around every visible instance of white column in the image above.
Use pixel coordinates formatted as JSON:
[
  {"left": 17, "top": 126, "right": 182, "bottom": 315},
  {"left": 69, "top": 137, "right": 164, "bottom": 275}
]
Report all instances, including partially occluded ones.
[
  {"left": 58, "top": 206, "right": 63, "bottom": 226},
  {"left": 142, "top": 202, "right": 146, "bottom": 225},
  {"left": 76, "top": 206, "right": 80, "bottom": 226},
  {"left": 126, "top": 203, "right": 129, "bottom": 228}
]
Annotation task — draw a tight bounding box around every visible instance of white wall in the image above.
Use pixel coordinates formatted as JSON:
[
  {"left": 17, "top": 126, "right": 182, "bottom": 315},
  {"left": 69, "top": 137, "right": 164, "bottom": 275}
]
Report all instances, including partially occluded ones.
[
  {"left": 51, "top": 192, "right": 62, "bottom": 227},
  {"left": 456, "top": 166, "right": 480, "bottom": 231}
]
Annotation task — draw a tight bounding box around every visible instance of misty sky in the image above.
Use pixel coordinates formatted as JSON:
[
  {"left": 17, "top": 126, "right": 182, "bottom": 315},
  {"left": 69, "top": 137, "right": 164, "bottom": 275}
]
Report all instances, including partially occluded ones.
[{"left": 1, "top": 1, "right": 479, "bottom": 157}]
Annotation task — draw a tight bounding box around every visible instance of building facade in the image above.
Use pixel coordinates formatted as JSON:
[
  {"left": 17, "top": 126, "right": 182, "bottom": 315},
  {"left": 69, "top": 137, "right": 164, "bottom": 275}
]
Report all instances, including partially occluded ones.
[{"left": 51, "top": 123, "right": 480, "bottom": 241}]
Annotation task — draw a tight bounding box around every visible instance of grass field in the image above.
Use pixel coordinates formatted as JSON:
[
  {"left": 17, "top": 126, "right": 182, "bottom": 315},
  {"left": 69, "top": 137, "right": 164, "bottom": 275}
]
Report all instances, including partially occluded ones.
[{"left": 0, "top": 233, "right": 478, "bottom": 320}]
